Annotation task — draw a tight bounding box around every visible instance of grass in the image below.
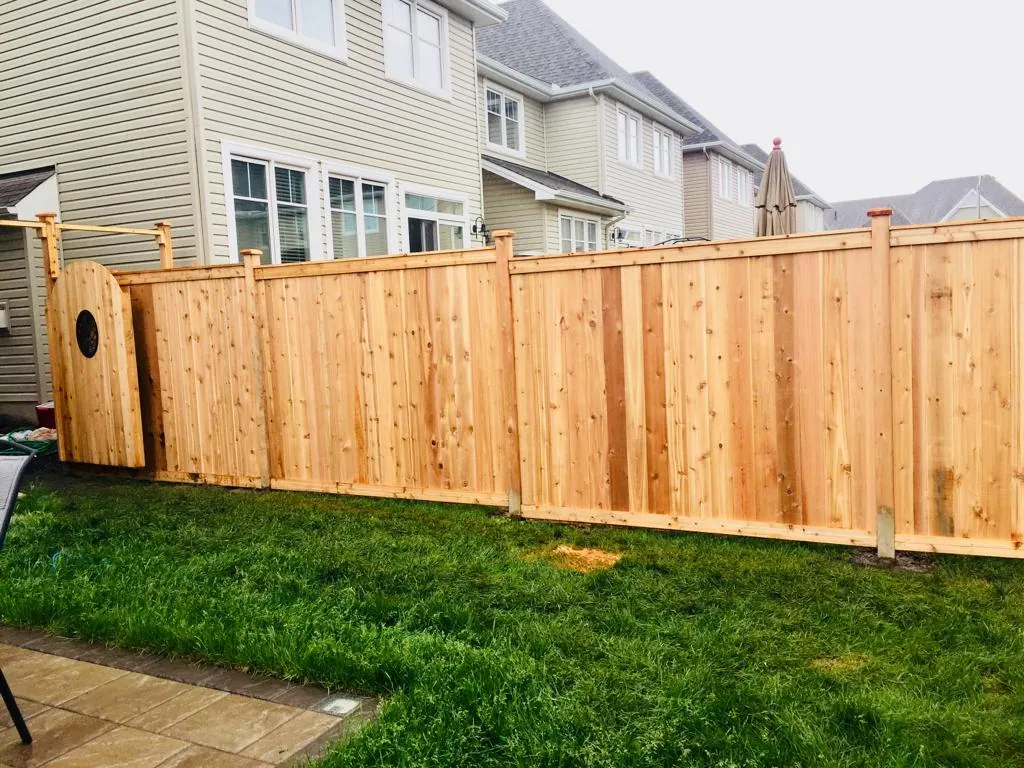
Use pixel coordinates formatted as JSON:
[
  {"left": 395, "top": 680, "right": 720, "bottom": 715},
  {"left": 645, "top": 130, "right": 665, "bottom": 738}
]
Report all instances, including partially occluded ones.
[{"left": 3, "top": 473, "right": 1024, "bottom": 767}]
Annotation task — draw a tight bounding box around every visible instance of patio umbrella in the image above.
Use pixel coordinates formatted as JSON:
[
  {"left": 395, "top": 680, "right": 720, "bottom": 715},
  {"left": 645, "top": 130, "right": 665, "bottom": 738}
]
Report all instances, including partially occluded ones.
[{"left": 754, "top": 137, "right": 797, "bottom": 236}]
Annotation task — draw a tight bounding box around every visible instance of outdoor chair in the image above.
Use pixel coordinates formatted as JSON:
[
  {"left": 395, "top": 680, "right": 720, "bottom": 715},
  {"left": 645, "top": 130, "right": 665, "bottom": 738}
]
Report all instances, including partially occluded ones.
[{"left": 0, "top": 438, "right": 35, "bottom": 745}]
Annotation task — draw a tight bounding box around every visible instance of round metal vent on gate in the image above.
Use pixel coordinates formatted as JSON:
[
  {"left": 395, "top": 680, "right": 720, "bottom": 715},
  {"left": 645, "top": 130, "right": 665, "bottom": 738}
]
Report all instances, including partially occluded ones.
[{"left": 75, "top": 310, "right": 99, "bottom": 358}]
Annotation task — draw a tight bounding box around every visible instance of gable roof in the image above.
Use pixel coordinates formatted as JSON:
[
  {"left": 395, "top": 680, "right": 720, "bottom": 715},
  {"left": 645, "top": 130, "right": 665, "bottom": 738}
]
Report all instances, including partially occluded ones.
[
  {"left": 482, "top": 154, "right": 626, "bottom": 214},
  {"left": 475, "top": 0, "right": 697, "bottom": 136},
  {"left": 740, "top": 144, "right": 829, "bottom": 209},
  {"left": 630, "top": 71, "right": 761, "bottom": 172},
  {"left": 0, "top": 167, "right": 55, "bottom": 212},
  {"left": 827, "top": 175, "right": 1024, "bottom": 229}
]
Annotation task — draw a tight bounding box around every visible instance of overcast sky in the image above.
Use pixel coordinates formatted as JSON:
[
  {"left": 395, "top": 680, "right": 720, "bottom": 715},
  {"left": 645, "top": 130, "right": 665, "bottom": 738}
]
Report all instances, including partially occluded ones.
[{"left": 540, "top": 0, "right": 1024, "bottom": 204}]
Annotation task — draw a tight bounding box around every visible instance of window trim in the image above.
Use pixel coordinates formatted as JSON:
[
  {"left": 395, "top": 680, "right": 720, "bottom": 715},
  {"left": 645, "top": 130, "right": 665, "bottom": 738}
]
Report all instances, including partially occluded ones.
[
  {"left": 399, "top": 182, "right": 471, "bottom": 252},
  {"left": 616, "top": 106, "right": 643, "bottom": 169},
  {"left": 382, "top": 0, "right": 452, "bottom": 99},
  {"left": 247, "top": 0, "right": 349, "bottom": 61},
  {"left": 717, "top": 156, "right": 732, "bottom": 200},
  {"left": 558, "top": 210, "right": 601, "bottom": 253},
  {"left": 483, "top": 80, "right": 527, "bottom": 159},
  {"left": 222, "top": 141, "right": 323, "bottom": 264},
  {"left": 735, "top": 166, "right": 751, "bottom": 206},
  {"left": 321, "top": 162, "right": 399, "bottom": 260},
  {"left": 652, "top": 124, "right": 674, "bottom": 179}
]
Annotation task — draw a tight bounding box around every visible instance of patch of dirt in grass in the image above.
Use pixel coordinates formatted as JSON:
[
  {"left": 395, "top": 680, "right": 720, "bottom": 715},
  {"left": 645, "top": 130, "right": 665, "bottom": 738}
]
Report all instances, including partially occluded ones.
[
  {"left": 544, "top": 545, "right": 622, "bottom": 573},
  {"left": 849, "top": 549, "right": 935, "bottom": 572},
  {"left": 812, "top": 654, "right": 869, "bottom": 674}
]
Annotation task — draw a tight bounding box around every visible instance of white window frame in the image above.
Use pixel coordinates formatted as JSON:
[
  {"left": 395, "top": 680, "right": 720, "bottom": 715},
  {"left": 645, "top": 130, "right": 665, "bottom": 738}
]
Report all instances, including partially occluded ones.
[
  {"left": 248, "top": 0, "right": 348, "bottom": 61},
  {"left": 652, "top": 125, "right": 674, "bottom": 179},
  {"left": 383, "top": 0, "right": 452, "bottom": 99},
  {"left": 483, "top": 81, "right": 527, "bottom": 159},
  {"left": 616, "top": 106, "right": 643, "bottom": 168},
  {"left": 222, "top": 141, "right": 323, "bottom": 264},
  {"left": 399, "top": 183, "right": 471, "bottom": 252},
  {"left": 321, "top": 162, "right": 399, "bottom": 260},
  {"left": 558, "top": 211, "right": 600, "bottom": 253},
  {"left": 735, "top": 167, "right": 751, "bottom": 206},
  {"left": 717, "top": 156, "right": 732, "bottom": 199}
]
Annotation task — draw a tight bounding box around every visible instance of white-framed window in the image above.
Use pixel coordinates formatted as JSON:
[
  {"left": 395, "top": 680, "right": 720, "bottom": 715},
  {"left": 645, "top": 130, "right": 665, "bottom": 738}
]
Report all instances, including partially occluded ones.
[
  {"left": 735, "top": 167, "right": 751, "bottom": 206},
  {"left": 403, "top": 186, "right": 467, "bottom": 252},
  {"left": 717, "top": 156, "right": 732, "bottom": 199},
  {"left": 617, "top": 108, "right": 642, "bottom": 167},
  {"left": 484, "top": 84, "right": 525, "bottom": 157},
  {"left": 560, "top": 213, "right": 600, "bottom": 253},
  {"left": 383, "top": 0, "right": 449, "bottom": 97},
  {"left": 249, "top": 0, "right": 347, "bottom": 59},
  {"left": 326, "top": 168, "right": 397, "bottom": 259},
  {"left": 225, "top": 145, "right": 321, "bottom": 264},
  {"left": 652, "top": 126, "right": 673, "bottom": 178}
]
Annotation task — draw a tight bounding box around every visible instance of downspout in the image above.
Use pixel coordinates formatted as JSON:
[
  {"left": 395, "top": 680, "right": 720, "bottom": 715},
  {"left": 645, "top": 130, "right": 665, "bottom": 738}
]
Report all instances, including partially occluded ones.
[
  {"left": 703, "top": 147, "right": 713, "bottom": 239},
  {"left": 592, "top": 88, "right": 605, "bottom": 195}
]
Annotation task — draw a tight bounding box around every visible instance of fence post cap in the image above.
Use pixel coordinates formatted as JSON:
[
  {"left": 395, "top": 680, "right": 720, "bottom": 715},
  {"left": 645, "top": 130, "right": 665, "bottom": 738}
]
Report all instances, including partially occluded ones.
[
  {"left": 155, "top": 220, "right": 172, "bottom": 227},
  {"left": 867, "top": 207, "right": 893, "bottom": 218},
  {"left": 36, "top": 212, "right": 57, "bottom": 221},
  {"left": 492, "top": 229, "right": 515, "bottom": 238}
]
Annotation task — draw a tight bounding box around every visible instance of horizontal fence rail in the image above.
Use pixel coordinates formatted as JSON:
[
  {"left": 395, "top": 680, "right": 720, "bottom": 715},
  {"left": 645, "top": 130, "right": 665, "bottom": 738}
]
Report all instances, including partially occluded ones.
[{"left": 39, "top": 215, "right": 1024, "bottom": 558}]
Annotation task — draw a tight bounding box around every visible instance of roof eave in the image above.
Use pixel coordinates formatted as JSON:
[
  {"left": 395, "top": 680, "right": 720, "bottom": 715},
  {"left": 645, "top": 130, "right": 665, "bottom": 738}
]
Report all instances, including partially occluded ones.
[
  {"left": 482, "top": 159, "right": 627, "bottom": 216},
  {"left": 438, "top": 0, "right": 506, "bottom": 26},
  {"left": 796, "top": 193, "right": 831, "bottom": 209},
  {"left": 477, "top": 55, "right": 558, "bottom": 102},
  {"left": 683, "top": 141, "right": 763, "bottom": 172}
]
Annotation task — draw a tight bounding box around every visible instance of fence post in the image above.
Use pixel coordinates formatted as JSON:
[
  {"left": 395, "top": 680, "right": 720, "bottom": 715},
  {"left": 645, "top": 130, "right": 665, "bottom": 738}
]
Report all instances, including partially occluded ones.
[
  {"left": 155, "top": 221, "right": 174, "bottom": 269},
  {"left": 492, "top": 230, "right": 523, "bottom": 516},
  {"left": 241, "top": 248, "right": 271, "bottom": 489},
  {"left": 868, "top": 207, "right": 897, "bottom": 560},
  {"left": 37, "top": 212, "right": 60, "bottom": 286}
]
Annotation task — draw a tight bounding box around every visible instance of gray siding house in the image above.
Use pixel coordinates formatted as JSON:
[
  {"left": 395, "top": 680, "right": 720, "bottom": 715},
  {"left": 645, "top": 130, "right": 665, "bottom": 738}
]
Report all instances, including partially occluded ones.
[{"left": 0, "top": 0, "right": 507, "bottom": 419}]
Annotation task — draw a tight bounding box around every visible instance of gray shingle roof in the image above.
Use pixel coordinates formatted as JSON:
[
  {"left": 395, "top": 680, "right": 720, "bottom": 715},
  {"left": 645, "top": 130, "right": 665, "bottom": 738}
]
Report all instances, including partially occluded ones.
[
  {"left": 740, "top": 143, "right": 827, "bottom": 204},
  {"left": 631, "top": 71, "right": 742, "bottom": 149},
  {"left": 476, "top": 0, "right": 675, "bottom": 114},
  {"left": 482, "top": 154, "right": 625, "bottom": 209},
  {"left": 826, "top": 175, "right": 1024, "bottom": 229},
  {"left": 0, "top": 167, "right": 54, "bottom": 210}
]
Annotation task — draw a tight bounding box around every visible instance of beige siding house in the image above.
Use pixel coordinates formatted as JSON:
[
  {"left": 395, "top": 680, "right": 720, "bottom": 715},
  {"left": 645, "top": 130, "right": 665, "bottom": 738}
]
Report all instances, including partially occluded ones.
[
  {"left": 474, "top": 0, "right": 696, "bottom": 255},
  {"left": 0, "top": 0, "right": 507, "bottom": 418}
]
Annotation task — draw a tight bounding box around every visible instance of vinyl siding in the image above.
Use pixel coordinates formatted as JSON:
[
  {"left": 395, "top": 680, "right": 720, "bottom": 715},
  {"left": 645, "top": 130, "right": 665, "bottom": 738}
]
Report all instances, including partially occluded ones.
[
  {"left": 479, "top": 78, "right": 546, "bottom": 171},
  {"left": 796, "top": 200, "right": 826, "bottom": 232},
  {"left": 710, "top": 151, "right": 754, "bottom": 240},
  {"left": 196, "top": 0, "right": 487, "bottom": 262},
  {"left": 481, "top": 173, "right": 547, "bottom": 254},
  {"left": 0, "top": 0, "right": 196, "bottom": 268},
  {"left": 545, "top": 98, "right": 600, "bottom": 190},
  {"left": 600, "top": 97, "right": 683, "bottom": 237},
  {"left": 0, "top": 228, "right": 38, "bottom": 412},
  {"left": 683, "top": 153, "right": 710, "bottom": 239}
]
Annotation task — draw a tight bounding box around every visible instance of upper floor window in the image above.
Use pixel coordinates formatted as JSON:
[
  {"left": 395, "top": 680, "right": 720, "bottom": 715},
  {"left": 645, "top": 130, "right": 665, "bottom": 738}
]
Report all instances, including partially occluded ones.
[
  {"left": 251, "top": 0, "right": 347, "bottom": 58},
  {"left": 652, "top": 127, "right": 673, "bottom": 178},
  {"left": 405, "top": 191, "right": 465, "bottom": 252},
  {"left": 735, "top": 167, "right": 751, "bottom": 205},
  {"left": 329, "top": 175, "right": 392, "bottom": 258},
  {"left": 485, "top": 86, "right": 525, "bottom": 156},
  {"left": 717, "top": 156, "right": 732, "bottom": 199},
  {"left": 560, "top": 214, "right": 599, "bottom": 253},
  {"left": 230, "top": 156, "right": 316, "bottom": 264},
  {"left": 384, "top": 0, "right": 449, "bottom": 97},
  {"left": 617, "top": 109, "right": 642, "bottom": 167}
]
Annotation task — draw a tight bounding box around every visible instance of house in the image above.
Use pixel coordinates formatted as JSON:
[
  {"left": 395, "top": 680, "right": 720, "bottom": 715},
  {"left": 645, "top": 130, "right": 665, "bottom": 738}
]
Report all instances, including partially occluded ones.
[
  {"left": 0, "top": 0, "right": 509, "bottom": 419},
  {"left": 827, "top": 175, "right": 1024, "bottom": 229},
  {"left": 631, "top": 72, "right": 762, "bottom": 241},
  {"left": 740, "top": 144, "right": 831, "bottom": 232},
  {"left": 475, "top": 0, "right": 698, "bottom": 253}
]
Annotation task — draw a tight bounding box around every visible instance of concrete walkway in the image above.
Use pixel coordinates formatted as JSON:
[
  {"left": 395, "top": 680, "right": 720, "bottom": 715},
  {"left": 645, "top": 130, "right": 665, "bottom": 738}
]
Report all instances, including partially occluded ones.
[{"left": 0, "top": 629, "right": 376, "bottom": 767}]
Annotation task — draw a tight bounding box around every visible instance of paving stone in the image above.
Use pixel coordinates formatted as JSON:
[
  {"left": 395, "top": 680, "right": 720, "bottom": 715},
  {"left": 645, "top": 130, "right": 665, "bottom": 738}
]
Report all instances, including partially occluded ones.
[
  {"left": 45, "top": 726, "right": 188, "bottom": 768},
  {"left": 163, "top": 694, "right": 300, "bottom": 753},
  {"left": 62, "top": 671, "right": 192, "bottom": 724},
  {"left": 0, "top": 707, "right": 114, "bottom": 767},
  {"left": 239, "top": 710, "right": 339, "bottom": 763}
]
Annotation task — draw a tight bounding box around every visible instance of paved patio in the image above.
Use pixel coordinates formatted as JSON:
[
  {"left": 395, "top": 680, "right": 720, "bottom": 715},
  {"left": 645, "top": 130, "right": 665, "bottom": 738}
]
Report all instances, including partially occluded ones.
[{"left": 0, "top": 629, "right": 376, "bottom": 767}]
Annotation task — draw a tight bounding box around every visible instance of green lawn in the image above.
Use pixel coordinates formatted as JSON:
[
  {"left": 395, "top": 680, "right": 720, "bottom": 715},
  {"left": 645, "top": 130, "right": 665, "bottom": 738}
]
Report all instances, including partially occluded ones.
[{"left": 3, "top": 474, "right": 1024, "bottom": 767}]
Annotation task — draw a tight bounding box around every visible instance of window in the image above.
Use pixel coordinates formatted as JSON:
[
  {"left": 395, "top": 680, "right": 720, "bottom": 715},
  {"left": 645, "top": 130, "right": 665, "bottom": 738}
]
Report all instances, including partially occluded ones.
[
  {"left": 484, "top": 85, "right": 525, "bottom": 156},
  {"left": 405, "top": 191, "right": 465, "bottom": 252},
  {"left": 735, "top": 167, "right": 751, "bottom": 205},
  {"left": 230, "top": 157, "right": 314, "bottom": 264},
  {"left": 717, "top": 156, "right": 732, "bottom": 199},
  {"left": 329, "top": 176, "right": 391, "bottom": 258},
  {"left": 250, "top": 0, "right": 346, "bottom": 57},
  {"left": 617, "top": 108, "right": 642, "bottom": 166},
  {"left": 653, "top": 127, "right": 673, "bottom": 178},
  {"left": 560, "top": 214, "right": 599, "bottom": 253},
  {"left": 384, "top": 0, "right": 448, "bottom": 96}
]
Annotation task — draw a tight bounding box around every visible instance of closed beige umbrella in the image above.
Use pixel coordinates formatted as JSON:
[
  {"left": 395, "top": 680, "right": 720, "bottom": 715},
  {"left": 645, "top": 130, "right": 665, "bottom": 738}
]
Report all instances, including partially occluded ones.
[{"left": 754, "top": 137, "right": 797, "bottom": 236}]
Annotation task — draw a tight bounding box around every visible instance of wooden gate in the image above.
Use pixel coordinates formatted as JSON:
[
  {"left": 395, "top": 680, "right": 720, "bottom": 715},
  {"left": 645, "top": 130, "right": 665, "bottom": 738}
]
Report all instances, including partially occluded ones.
[{"left": 46, "top": 260, "right": 145, "bottom": 467}]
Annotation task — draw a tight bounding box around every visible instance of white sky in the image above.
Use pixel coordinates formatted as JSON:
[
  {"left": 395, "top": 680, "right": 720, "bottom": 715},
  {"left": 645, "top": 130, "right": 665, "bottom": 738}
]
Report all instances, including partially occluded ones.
[{"left": 540, "top": 0, "right": 1024, "bottom": 203}]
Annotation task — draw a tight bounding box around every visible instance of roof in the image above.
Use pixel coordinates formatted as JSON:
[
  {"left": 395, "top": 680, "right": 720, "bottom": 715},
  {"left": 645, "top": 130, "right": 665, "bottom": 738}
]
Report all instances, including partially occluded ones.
[
  {"left": 740, "top": 144, "right": 829, "bottom": 208},
  {"left": 482, "top": 154, "right": 626, "bottom": 213},
  {"left": 826, "top": 175, "right": 1024, "bottom": 229},
  {"left": 0, "top": 167, "right": 54, "bottom": 211},
  {"left": 475, "top": 0, "right": 695, "bottom": 134}
]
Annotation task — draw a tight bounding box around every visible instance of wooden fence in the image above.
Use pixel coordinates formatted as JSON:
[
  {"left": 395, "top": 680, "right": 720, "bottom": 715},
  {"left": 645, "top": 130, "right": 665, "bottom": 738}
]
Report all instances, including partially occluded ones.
[{"left": 43, "top": 212, "right": 1024, "bottom": 558}]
